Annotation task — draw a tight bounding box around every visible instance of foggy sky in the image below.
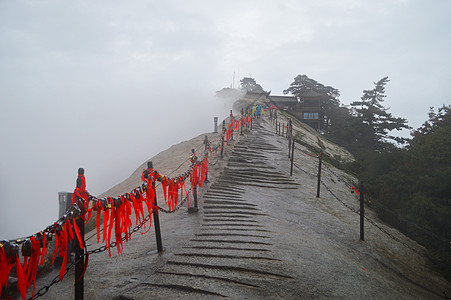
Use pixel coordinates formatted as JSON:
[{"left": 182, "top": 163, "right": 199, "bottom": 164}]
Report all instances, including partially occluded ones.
[{"left": 1, "top": 0, "right": 450, "bottom": 239}]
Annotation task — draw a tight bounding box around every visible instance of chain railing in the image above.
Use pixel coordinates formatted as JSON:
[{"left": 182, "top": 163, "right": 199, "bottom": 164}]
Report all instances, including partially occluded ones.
[
  {"left": 273, "top": 113, "right": 450, "bottom": 256},
  {"left": 1, "top": 110, "right": 256, "bottom": 300}
]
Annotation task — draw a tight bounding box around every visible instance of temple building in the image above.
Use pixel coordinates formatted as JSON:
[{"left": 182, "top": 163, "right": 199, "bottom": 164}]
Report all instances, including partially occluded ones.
[
  {"left": 269, "top": 90, "right": 324, "bottom": 132},
  {"left": 268, "top": 95, "right": 299, "bottom": 111},
  {"left": 299, "top": 90, "right": 324, "bottom": 132}
]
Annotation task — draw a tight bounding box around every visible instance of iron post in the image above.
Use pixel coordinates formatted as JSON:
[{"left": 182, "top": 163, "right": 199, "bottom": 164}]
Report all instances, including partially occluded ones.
[
  {"left": 360, "top": 182, "right": 365, "bottom": 241},
  {"left": 316, "top": 151, "right": 322, "bottom": 198},
  {"left": 148, "top": 162, "right": 163, "bottom": 253},
  {"left": 74, "top": 168, "right": 85, "bottom": 300}
]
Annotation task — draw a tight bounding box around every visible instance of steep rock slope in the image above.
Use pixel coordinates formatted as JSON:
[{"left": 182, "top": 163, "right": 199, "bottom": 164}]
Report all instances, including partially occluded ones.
[{"left": 33, "top": 103, "right": 450, "bottom": 299}]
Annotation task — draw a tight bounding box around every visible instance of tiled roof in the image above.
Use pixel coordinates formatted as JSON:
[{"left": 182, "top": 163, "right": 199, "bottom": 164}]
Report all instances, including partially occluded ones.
[
  {"left": 269, "top": 95, "right": 298, "bottom": 104},
  {"left": 299, "top": 90, "right": 324, "bottom": 97}
]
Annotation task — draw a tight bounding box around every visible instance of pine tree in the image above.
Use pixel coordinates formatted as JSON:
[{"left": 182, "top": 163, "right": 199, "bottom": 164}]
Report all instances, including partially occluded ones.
[
  {"left": 284, "top": 74, "right": 340, "bottom": 129},
  {"left": 240, "top": 77, "right": 264, "bottom": 92},
  {"left": 350, "top": 76, "right": 411, "bottom": 151}
]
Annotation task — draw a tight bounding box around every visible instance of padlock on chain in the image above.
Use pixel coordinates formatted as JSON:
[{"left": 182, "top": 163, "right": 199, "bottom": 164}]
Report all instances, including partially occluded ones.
[
  {"left": 36, "top": 231, "right": 48, "bottom": 248},
  {"left": 21, "top": 239, "right": 32, "bottom": 257}
]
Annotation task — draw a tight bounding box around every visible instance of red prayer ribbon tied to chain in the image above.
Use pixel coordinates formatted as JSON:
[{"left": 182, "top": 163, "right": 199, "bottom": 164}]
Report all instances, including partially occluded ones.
[{"left": 0, "top": 112, "right": 247, "bottom": 299}]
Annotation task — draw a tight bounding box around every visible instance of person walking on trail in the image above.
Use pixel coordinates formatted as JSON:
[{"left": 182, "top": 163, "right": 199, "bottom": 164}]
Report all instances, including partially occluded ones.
[
  {"left": 252, "top": 105, "right": 256, "bottom": 117},
  {"left": 256, "top": 104, "right": 262, "bottom": 119}
]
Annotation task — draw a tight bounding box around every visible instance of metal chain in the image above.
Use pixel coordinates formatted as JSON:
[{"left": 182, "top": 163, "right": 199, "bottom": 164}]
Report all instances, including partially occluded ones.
[
  {"left": 293, "top": 162, "right": 317, "bottom": 178},
  {"left": 363, "top": 215, "right": 419, "bottom": 253},
  {"left": 321, "top": 181, "right": 358, "bottom": 213},
  {"left": 322, "top": 163, "right": 355, "bottom": 190},
  {"left": 322, "top": 161, "right": 450, "bottom": 248},
  {"left": 87, "top": 214, "right": 151, "bottom": 255},
  {"left": 280, "top": 120, "right": 435, "bottom": 255},
  {"left": 157, "top": 192, "right": 189, "bottom": 214},
  {"left": 30, "top": 260, "right": 76, "bottom": 299},
  {"left": 31, "top": 213, "right": 152, "bottom": 299},
  {"left": 321, "top": 180, "right": 423, "bottom": 254},
  {"left": 10, "top": 118, "right": 238, "bottom": 299},
  {"left": 208, "top": 155, "right": 221, "bottom": 166}
]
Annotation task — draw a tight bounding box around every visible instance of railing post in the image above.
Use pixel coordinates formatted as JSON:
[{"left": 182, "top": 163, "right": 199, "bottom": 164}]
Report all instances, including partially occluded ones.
[
  {"left": 193, "top": 148, "right": 199, "bottom": 208},
  {"left": 193, "top": 185, "right": 198, "bottom": 210},
  {"left": 288, "top": 137, "right": 291, "bottom": 159},
  {"left": 230, "top": 110, "right": 234, "bottom": 140},
  {"left": 221, "top": 120, "right": 225, "bottom": 159},
  {"left": 288, "top": 120, "right": 293, "bottom": 158},
  {"left": 290, "top": 141, "right": 295, "bottom": 176},
  {"left": 282, "top": 123, "right": 285, "bottom": 137},
  {"left": 204, "top": 136, "right": 208, "bottom": 151},
  {"left": 188, "top": 185, "right": 198, "bottom": 213},
  {"left": 75, "top": 168, "right": 85, "bottom": 300},
  {"left": 220, "top": 135, "right": 224, "bottom": 159},
  {"left": 213, "top": 117, "right": 218, "bottom": 133},
  {"left": 148, "top": 162, "right": 163, "bottom": 253},
  {"left": 316, "top": 151, "right": 322, "bottom": 198},
  {"left": 360, "top": 182, "right": 365, "bottom": 241},
  {"left": 250, "top": 116, "right": 253, "bottom": 130},
  {"left": 240, "top": 119, "right": 243, "bottom": 136}
]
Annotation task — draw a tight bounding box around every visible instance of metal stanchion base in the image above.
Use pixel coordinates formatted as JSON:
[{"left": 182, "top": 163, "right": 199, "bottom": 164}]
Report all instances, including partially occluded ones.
[
  {"left": 147, "top": 248, "right": 166, "bottom": 255},
  {"left": 188, "top": 207, "right": 199, "bottom": 213}
]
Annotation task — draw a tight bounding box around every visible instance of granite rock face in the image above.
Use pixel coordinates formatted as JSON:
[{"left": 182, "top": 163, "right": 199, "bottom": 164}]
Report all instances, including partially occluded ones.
[{"left": 32, "top": 114, "right": 450, "bottom": 299}]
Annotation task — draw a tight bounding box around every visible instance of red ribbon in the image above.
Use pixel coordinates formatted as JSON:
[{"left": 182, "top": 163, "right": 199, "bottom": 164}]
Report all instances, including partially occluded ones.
[
  {"left": 140, "top": 187, "right": 153, "bottom": 235},
  {"left": 107, "top": 200, "right": 115, "bottom": 257},
  {"left": 39, "top": 233, "right": 48, "bottom": 266},
  {"left": 103, "top": 204, "right": 110, "bottom": 243},
  {"left": 96, "top": 204, "right": 101, "bottom": 243},
  {"left": 25, "top": 236, "right": 41, "bottom": 297},
  {"left": 114, "top": 206, "right": 123, "bottom": 255},
  {"left": 15, "top": 254, "right": 26, "bottom": 300},
  {"left": 66, "top": 219, "right": 74, "bottom": 241},
  {"left": 52, "top": 227, "right": 59, "bottom": 265},
  {"left": 161, "top": 177, "right": 168, "bottom": 204},
  {"left": 191, "top": 164, "right": 198, "bottom": 195},
  {"left": 168, "top": 179, "right": 180, "bottom": 211},
  {"left": 123, "top": 195, "right": 132, "bottom": 241},
  {"left": 0, "top": 246, "right": 17, "bottom": 298},
  {"left": 58, "top": 224, "right": 69, "bottom": 281},
  {"left": 73, "top": 219, "right": 84, "bottom": 250}
]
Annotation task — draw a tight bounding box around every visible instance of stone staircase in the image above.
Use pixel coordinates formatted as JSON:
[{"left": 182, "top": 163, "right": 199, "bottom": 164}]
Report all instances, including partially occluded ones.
[{"left": 124, "top": 121, "right": 299, "bottom": 298}]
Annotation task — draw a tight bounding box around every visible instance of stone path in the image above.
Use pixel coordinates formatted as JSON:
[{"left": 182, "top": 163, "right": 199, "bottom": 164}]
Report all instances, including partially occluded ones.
[
  {"left": 32, "top": 116, "right": 451, "bottom": 300},
  {"left": 122, "top": 121, "right": 301, "bottom": 299}
]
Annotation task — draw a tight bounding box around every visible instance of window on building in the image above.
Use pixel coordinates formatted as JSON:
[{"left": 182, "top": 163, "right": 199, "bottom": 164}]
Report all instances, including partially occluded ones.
[{"left": 303, "top": 112, "right": 319, "bottom": 119}]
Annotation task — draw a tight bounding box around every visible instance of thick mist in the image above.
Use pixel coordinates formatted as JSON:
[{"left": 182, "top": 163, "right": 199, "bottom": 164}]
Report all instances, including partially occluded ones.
[
  {"left": 0, "top": 88, "right": 234, "bottom": 239},
  {"left": 1, "top": 0, "right": 450, "bottom": 239}
]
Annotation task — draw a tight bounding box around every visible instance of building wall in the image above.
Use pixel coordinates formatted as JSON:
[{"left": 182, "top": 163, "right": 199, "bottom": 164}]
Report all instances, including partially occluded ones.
[{"left": 299, "top": 96, "right": 323, "bottom": 132}]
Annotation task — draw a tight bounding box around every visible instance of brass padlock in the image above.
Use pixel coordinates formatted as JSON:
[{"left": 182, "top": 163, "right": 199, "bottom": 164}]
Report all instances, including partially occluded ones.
[{"left": 21, "top": 239, "right": 32, "bottom": 257}]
